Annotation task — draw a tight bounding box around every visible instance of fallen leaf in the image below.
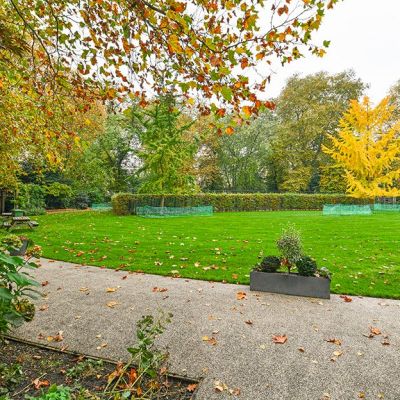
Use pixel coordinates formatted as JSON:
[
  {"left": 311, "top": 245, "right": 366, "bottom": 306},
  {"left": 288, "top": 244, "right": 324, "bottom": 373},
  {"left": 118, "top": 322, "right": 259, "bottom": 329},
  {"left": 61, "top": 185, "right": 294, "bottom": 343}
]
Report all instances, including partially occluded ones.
[
  {"left": 245, "top": 320, "right": 253, "bottom": 325},
  {"left": 236, "top": 291, "right": 247, "bottom": 300},
  {"left": 202, "top": 336, "right": 217, "bottom": 345},
  {"left": 358, "top": 392, "right": 365, "bottom": 399},
  {"left": 340, "top": 295, "right": 352, "bottom": 302},
  {"left": 381, "top": 338, "right": 390, "bottom": 345},
  {"left": 33, "top": 378, "right": 50, "bottom": 390},
  {"left": 80, "top": 287, "right": 89, "bottom": 292},
  {"left": 96, "top": 342, "right": 108, "bottom": 350},
  {"left": 122, "top": 275, "right": 128, "bottom": 280},
  {"left": 272, "top": 335, "right": 287, "bottom": 344},
  {"left": 214, "top": 381, "right": 228, "bottom": 392},
  {"left": 106, "top": 301, "right": 119, "bottom": 308},
  {"left": 41, "top": 281, "right": 49, "bottom": 287},
  {"left": 152, "top": 287, "right": 168, "bottom": 293},
  {"left": 39, "top": 304, "right": 49, "bottom": 311},
  {"left": 187, "top": 383, "right": 197, "bottom": 392},
  {"left": 47, "top": 331, "right": 64, "bottom": 342},
  {"left": 369, "top": 326, "right": 381, "bottom": 336},
  {"left": 106, "top": 287, "right": 117, "bottom": 293},
  {"left": 298, "top": 347, "right": 305, "bottom": 352},
  {"left": 230, "top": 388, "right": 241, "bottom": 395},
  {"left": 325, "top": 338, "right": 342, "bottom": 346}
]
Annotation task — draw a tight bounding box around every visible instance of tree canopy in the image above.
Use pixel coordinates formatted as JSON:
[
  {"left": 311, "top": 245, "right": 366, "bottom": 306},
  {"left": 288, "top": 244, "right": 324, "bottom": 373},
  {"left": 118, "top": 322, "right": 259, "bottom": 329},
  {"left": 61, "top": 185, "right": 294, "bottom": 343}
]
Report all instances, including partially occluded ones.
[
  {"left": 2, "top": 0, "right": 339, "bottom": 120},
  {"left": 323, "top": 96, "right": 400, "bottom": 199}
]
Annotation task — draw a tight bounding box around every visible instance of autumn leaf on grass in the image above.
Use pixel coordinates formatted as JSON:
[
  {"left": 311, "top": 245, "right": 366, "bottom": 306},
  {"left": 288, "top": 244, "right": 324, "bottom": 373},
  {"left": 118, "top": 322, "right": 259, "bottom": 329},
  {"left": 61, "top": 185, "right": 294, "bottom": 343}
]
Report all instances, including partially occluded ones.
[
  {"left": 272, "top": 335, "right": 287, "bottom": 344},
  {"left": 187, "top": 383, "right": 197, "bottom": 392},
  {"left": 106, "top": 301, "right": 119, "bottom": 308},
  {"left": 339, "top": 295, "right": 352, "bottom": 302},
  {"left": 33, "top": 378, "right": 50, "bottom": 390},
  {"left": 236, "top": 291, "right": 247, "bottom": 300},
  {"left": 325, "top": 338, "right": 342, "bottom": 346}
]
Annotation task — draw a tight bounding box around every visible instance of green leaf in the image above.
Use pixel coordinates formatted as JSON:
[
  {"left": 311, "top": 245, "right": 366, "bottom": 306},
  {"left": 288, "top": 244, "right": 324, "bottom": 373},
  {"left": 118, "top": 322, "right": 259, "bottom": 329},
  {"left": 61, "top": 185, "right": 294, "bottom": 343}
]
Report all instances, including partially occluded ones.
[
  {"left": 221, "top": 86, "right": 233, "bottom": 101},
  {"left": 0, "top": 287, "right": 13, "bottom": 300}
]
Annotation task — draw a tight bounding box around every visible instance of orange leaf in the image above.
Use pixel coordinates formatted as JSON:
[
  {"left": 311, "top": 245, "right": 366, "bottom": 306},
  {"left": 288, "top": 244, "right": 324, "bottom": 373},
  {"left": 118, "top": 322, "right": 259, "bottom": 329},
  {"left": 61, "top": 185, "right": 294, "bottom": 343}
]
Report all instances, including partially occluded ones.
[
  {"left": 272, "top": 334, "right": 287, "bottom": 344},
  {"left": 33, "top": 378, "right": 50, "bottom": 390},
  {"left": 225, "top": 126, "right": 234, "bottom": 135},
  {"left": 241, "top": 106, "right": 252, "bottom": 117},
  {"left": 187, "top": 383, "right": 198, "bottom": 392},
  {"left": 236, "top": 291, "right": 247, "bottom": 300},
  {"left": 340, "top": 295, "right": 352, "bottom": 302}
]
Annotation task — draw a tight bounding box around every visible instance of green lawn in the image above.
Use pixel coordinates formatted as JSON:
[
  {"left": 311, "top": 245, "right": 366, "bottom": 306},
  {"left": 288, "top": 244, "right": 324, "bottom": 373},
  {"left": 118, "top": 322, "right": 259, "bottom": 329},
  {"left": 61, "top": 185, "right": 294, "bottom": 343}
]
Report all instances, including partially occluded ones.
[{"left": 7, "top": 210, "right": 400, "bottom": 299}]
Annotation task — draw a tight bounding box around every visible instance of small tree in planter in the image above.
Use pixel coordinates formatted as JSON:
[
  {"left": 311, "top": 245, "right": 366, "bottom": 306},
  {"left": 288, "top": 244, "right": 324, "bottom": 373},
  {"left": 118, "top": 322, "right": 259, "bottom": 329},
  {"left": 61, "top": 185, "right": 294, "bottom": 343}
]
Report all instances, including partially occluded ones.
[
  {"left": 276, "top": 224, "right": 302, "bottom": 273},
  {"left": 250, "top": 224, "right": 331, "bottom": 299}
]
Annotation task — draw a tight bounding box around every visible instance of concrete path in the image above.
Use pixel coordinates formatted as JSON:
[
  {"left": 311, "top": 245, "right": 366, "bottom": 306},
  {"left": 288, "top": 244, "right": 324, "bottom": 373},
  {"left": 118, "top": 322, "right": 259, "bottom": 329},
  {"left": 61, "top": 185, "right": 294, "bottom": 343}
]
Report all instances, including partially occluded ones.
[{"left": 12, "top": 259, "right": 400, "bottom": 400}]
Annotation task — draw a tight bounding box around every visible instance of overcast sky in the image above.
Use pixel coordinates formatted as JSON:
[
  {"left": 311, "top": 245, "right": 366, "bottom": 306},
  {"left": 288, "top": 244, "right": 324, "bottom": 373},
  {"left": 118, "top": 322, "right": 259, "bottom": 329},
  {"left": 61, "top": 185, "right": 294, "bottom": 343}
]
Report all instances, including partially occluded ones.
[{"left": 266, "top": 0, "right": 400, "bottom": 102}]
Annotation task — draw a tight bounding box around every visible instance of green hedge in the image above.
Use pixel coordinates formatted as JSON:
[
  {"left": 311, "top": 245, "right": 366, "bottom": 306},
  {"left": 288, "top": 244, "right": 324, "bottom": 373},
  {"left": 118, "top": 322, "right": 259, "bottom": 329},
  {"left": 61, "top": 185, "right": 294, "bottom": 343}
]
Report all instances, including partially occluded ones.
[{"left": 112, "top": 193, "right": 366, "bottom": 215}]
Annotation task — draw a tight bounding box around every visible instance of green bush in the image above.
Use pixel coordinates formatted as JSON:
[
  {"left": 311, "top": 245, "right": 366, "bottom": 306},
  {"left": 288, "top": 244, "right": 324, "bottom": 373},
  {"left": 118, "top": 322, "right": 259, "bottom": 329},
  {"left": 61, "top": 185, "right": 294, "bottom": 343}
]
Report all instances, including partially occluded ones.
[
  {"left": 14, "top": 184, "right": 46, "bottom": 215},
  {"left": 258, "top": 256, "right": 281, "bottom": 272},
  {"left": 44, "top": 182, "right": 73, "bottom": 209},
  {"left": 296, "top": 255, "right": 317, "bottom": 277},
  {"left": 111, "top": 193, "right": 366, "bottom": 215}
]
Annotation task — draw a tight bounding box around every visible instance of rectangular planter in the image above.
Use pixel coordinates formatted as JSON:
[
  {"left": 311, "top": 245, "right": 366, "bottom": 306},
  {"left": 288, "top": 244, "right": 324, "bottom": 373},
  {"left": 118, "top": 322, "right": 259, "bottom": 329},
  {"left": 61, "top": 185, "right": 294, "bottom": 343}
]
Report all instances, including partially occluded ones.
[{"left": 250, "top": 270, "right": 330, "bottom": 299}]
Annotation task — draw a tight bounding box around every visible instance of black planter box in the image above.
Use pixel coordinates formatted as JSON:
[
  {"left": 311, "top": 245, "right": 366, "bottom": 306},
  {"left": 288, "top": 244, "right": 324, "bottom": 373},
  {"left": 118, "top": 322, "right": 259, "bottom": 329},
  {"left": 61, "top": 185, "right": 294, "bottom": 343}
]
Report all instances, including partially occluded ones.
[{"left": 250, "top": 270, "right": 330, "bottom": 299}]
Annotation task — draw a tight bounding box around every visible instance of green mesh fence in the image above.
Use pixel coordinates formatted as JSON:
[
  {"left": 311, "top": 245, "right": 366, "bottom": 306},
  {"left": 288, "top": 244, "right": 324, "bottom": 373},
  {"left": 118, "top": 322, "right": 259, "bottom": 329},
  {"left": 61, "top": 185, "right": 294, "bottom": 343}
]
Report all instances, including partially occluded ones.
[
  {"left": 136, "top": 205, "right": 213, "bottom": 218},
  {"left": 91, "top": 203, "right": 112, "bottom": 211},
  {"left": 323, "top": 204, "right": 372, "bottom": 216},
  {"left": 373, "top": 203, "right": 400, "bottom": 212}
]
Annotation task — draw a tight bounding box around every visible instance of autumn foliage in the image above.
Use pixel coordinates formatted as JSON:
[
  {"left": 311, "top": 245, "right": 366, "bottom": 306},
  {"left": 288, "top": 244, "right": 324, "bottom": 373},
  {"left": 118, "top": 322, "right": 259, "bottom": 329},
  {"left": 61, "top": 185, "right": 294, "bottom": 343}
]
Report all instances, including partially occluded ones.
[
  {"left": 323, "top": 97, "right": 400, "bottom": 199},
  {"left": 2, "top": 0, "right": 338, "bottom": 118}
]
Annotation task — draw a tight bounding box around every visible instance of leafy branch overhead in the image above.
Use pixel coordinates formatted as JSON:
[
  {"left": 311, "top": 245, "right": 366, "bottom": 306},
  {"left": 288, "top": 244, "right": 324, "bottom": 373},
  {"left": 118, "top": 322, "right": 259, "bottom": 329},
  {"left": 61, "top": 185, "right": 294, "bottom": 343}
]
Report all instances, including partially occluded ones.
[{"left": 2, "top": 0, "right": 338, "bottom": 118}]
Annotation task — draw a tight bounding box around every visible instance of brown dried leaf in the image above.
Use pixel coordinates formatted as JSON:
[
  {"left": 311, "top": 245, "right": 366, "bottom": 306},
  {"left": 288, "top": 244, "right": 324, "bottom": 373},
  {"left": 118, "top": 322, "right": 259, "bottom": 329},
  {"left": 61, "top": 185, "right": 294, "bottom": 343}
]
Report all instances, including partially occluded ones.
[
  {"left": 236, "top": 291, "right": 247, "bottom": 300},
  {"left": 187, "top": 383, "right": 197, "bottom": 392},
  {"left": 369, "top": 326, "right": 381, "bottom": 336},
  {"left": 325, "top": 338, "right": 342, "bottom": 346},
  {"left": 272, "top": 335, "right": 287, "bottom": 344},
  {"left": 33, "top": 378, "right": 50, "bottom": 390},
  {"left": 340, "top": 295, "right": 352, "bottom": 302},
  {"left": 106, "top": 301, "right": 119, "bottom": 308}
]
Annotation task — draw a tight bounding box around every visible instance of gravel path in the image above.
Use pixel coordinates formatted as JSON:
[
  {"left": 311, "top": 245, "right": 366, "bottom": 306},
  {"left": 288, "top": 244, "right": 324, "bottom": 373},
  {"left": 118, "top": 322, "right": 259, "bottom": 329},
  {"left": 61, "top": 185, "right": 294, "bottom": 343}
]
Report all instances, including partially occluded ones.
[{"left": 12, "top": 259, "right": 400, "bottom": 400}]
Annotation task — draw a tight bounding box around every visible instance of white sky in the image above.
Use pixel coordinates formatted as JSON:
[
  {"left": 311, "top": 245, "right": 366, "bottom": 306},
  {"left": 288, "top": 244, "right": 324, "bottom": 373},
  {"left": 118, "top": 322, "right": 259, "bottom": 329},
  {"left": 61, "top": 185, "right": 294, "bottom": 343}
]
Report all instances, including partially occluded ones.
[{"left": 266, "top": 0, "right": 400, "bottom": 102}]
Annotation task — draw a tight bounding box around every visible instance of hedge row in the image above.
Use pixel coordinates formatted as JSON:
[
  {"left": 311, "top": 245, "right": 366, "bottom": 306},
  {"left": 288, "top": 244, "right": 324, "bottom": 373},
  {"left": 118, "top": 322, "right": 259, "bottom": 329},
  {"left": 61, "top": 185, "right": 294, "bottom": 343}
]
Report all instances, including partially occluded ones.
[{"left": 111, "top": 193, "right": 366, "bottom": 215}]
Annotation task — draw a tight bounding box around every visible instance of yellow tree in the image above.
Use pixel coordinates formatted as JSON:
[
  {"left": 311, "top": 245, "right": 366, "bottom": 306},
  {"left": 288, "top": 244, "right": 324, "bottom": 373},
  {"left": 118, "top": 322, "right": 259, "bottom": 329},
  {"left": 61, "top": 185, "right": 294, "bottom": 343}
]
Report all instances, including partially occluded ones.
[{"left": 323, "top": 96, "right": 400, "bottom": 199}]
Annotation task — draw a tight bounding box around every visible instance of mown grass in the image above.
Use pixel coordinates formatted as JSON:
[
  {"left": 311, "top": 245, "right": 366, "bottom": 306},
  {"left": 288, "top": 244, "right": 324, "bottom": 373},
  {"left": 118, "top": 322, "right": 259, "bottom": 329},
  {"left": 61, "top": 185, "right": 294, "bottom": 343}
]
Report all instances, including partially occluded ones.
[{"left": 8, "top": 210, "right": 400, "bottom": 299}]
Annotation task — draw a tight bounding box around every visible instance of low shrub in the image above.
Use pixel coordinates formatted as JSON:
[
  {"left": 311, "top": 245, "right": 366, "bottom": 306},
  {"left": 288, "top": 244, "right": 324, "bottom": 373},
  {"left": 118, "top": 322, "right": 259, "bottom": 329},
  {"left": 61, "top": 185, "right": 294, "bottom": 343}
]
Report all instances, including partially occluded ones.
[
  {"left": 296, "top": 255, "right": 317, "bottom": 277},
  {"left": 258, "top": 256, "right": 281, "bottom": 272},
  {"left": 112, "top": 192, "right": 365, "bottom": 215}
]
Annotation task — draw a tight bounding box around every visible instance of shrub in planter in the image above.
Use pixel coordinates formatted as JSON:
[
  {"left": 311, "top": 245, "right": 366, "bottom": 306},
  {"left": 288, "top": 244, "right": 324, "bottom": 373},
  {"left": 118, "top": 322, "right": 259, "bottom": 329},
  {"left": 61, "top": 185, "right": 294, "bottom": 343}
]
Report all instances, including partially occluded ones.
[
  {"left": 258, "top": 256, "right": 281, "bottom": 272},
  {"left": 1, "top": 235, "right": 32, "bottom": 256},
  {"left": 296, "top": 255, "right": 317, "bottom": 277},
  {"left": 276, "top": 224, "right": 302, "bottom": 273}
]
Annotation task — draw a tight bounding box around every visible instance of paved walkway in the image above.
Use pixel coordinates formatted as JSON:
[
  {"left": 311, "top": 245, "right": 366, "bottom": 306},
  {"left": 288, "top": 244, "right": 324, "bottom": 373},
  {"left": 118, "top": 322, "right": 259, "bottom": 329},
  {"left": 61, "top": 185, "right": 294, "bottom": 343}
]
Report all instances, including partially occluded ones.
[{"left": 12, "top": 259, "right": 400, "bottom": 400}]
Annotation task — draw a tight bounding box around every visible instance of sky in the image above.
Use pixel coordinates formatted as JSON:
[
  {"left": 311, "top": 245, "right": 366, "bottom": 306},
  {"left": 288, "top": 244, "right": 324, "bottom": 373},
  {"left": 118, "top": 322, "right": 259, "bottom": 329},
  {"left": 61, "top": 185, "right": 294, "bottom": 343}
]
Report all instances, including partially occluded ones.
[{"left": 266, "top": 0, "right": 400, "bottom": 103}]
